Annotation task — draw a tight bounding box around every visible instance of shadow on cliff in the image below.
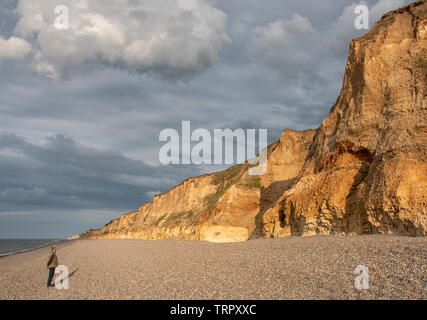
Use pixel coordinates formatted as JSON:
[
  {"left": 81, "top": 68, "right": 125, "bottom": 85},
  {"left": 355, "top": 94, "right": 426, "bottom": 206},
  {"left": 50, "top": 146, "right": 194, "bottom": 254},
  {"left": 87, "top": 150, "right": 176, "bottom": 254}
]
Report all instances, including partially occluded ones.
[
  {"left": 250, "top": 178, "right": 295, "bottom": 239},
  {"left": 343, "top": 148, "right": 374, "bottom": 235}
]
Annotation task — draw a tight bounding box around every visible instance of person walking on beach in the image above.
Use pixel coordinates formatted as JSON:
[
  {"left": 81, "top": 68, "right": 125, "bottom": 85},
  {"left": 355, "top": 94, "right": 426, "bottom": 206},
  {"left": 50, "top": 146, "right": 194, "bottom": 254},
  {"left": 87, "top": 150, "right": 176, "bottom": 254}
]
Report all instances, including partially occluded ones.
[{"left": 46, "top": 245, "right": 58, "bottom": 287}]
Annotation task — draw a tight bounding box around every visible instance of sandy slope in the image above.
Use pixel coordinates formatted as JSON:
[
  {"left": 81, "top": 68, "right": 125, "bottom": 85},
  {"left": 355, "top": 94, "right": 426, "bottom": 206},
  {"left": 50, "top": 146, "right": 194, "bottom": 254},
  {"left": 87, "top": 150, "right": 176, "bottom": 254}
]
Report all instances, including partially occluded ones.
[{"left": 0, "top": 235, "right": 425, "bottom": 300}]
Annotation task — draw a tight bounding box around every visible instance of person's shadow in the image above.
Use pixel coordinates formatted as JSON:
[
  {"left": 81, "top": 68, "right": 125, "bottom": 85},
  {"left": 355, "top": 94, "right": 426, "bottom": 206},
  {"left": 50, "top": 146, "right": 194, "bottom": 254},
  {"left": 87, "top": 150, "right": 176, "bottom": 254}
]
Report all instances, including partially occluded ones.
[
  {"left": 54, "top": 268, "right": 79, "bottom": 285},
  {"left": 67, "top": 268, "right": 79, "bottom": 280}
]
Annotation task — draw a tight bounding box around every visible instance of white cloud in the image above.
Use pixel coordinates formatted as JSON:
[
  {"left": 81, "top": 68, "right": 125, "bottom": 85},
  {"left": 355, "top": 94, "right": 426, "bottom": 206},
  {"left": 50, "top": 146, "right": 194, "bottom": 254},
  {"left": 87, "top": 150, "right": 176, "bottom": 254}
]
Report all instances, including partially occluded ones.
[
  {"left": 248, "top": 0, "right": 408, "bottom": 75},
  {"left": 326, "top": 2, "right": 368, "bottom": 56},
  {"left": 248, "top": 14, "right": 314, "bottom": 74},
  {"left": 13, "top": 0, "right": 230, "bottom": 80},
  {"left": 327, "top": 0, "right": 405, "bottom": 56},
  {"left": 0, "top": 36, "right": 32, "bottom": 61}
]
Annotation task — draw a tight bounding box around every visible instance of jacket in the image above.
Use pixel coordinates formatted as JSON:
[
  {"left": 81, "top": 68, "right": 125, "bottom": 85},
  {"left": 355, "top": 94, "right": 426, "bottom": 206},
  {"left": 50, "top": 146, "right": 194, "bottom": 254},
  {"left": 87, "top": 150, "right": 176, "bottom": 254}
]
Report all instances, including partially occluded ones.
[{"left": 47, "top": 253, "right": 58, "bottom": 268}]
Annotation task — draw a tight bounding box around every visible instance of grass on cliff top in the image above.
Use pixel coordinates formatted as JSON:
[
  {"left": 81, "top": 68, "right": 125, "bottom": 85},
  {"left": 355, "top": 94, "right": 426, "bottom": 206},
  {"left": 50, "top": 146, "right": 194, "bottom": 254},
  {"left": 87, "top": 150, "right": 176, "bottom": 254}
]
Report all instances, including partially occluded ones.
[
  {"left": 241, "top": 176, "right": 262, "bottom": 189},
  {"left": 205, "top": 164, "right": 247, "bottom": 212},
  {"left": 165, "top": 210, "right": 194, "bottom": 223},
  {"left": 203, "top": 142, "right": 278, "bottom": 212},
  {"left": 213, "top": 164, "right": 243, "bottom": 185},
  {"left": 151, "top": 210, "right": 196, "bottom": 227},
  {"left": 151, "top": 213, "right": 168, "bottom": 226}
]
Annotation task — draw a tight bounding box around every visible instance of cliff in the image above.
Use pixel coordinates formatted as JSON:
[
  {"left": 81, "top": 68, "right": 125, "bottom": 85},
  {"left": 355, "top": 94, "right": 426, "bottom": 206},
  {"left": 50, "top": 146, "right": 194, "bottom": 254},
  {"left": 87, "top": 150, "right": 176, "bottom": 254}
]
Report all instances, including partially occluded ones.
[
  {"left": 77, "top": 129, "right": 315, "bottom": 241},
  {"left": 262, "top": 0, "right": 427, "bottom": 237},
  {"left": 76, "top": 1, "right": 426, "bottom": 241}
]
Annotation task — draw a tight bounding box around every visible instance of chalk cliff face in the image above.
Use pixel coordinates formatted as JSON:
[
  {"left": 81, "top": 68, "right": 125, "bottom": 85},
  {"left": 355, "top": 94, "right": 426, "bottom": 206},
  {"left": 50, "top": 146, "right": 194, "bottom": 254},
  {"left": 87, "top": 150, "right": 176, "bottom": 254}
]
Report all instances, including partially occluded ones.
[{"left": 76, "top": 1, "right": 426, "bottom": 241}]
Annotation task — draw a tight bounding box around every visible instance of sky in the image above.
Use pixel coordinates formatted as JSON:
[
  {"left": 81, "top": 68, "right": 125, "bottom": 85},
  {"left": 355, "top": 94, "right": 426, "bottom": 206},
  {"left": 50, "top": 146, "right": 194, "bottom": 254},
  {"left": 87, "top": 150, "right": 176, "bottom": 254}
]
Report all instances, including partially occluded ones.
[{"left": 0, "top": 0, "right": 409, "bottom": 238}]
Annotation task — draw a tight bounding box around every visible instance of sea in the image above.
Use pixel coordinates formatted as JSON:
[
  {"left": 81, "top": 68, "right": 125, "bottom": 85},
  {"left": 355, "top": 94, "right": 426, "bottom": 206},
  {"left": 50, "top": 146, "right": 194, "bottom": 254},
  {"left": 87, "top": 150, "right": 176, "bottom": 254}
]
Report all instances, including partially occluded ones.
[{"left": 0, "top": 239, "right": 63, "bottom": 257}]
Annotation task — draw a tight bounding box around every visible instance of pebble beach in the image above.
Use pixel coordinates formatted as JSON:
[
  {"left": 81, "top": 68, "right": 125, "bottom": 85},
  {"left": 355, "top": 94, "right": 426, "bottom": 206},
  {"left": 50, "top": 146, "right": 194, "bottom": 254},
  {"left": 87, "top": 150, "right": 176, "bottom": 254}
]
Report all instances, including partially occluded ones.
[{"left": 0, "top": 235, "right": 425, "bottom": 300}]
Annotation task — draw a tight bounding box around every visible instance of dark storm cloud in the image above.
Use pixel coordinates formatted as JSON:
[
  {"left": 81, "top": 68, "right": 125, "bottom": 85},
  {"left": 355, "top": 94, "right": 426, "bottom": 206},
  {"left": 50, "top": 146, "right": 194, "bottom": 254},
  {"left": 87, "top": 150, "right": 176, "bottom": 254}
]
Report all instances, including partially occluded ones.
[{"left": 0, "top": 132, "right": 199, "bottom": 212}]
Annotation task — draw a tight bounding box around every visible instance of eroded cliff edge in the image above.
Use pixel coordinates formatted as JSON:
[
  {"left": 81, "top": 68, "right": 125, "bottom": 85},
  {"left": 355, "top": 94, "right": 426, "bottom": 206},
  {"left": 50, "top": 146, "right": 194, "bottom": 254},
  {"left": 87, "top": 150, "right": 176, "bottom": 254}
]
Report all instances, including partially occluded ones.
[
  {"left": 75, "top": 1, "right": 426, "bottom": 241},
  {"left": 263, "top": 0, "right": 427, "bottom": 237}
]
